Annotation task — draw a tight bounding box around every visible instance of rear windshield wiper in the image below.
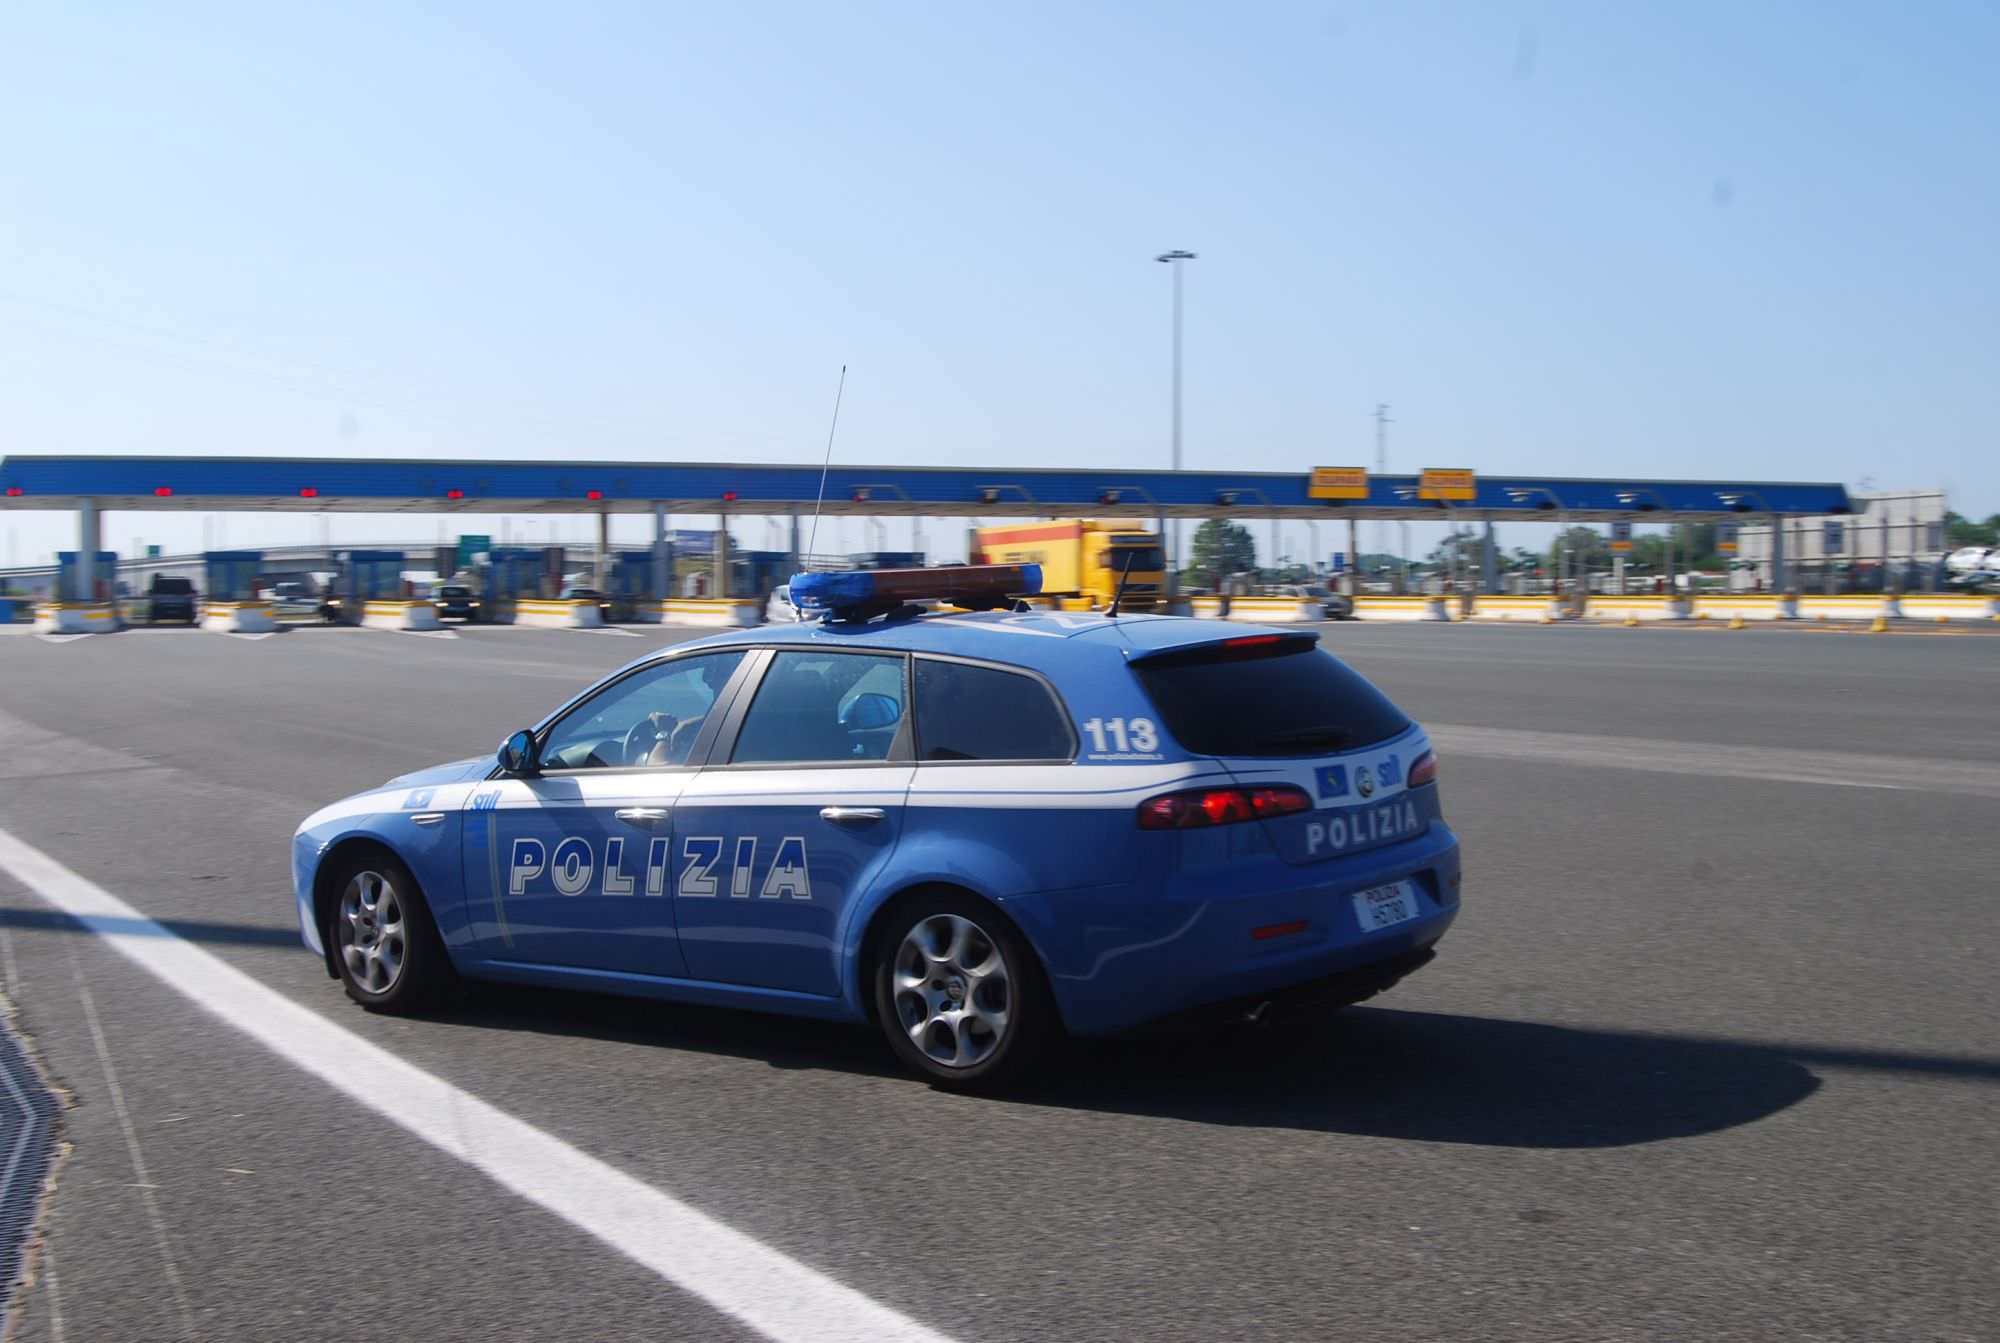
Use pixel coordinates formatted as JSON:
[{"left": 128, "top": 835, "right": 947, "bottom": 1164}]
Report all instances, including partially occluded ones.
[{"left": 1252, "top": 725, "right": 1353, "bottom": 751}]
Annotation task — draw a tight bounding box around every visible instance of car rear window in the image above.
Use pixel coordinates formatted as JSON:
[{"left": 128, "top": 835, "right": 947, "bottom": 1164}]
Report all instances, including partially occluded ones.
[
  {"left": 914, "top": 658, "right": 1074, "bottom": 761},
  {"left": 1131, "top": 638, "right": 1410, "bottom": 757}
]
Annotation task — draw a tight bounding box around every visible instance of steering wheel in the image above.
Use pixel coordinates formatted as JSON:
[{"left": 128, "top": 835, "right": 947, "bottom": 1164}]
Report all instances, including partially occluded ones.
[{"left": 621, "top": 712, "right": 678, "bottom": 767}]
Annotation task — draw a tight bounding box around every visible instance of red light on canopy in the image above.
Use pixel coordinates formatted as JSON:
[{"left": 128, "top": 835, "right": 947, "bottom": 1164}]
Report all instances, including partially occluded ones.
[
  {"left": 3, "top": 487, "right": 22, "bottom": 498},
  {"left": 299, "top": 487, "right": 319, "bottom": 498},
  {"left": 154, "top": 486, "right": 174, "bottom": 497},
  {"left": 586, "top": 489, "right": 604, "bottom": 501},
  {"left": 446, "top": 489, "right": 465, "bottom": 500},
  {"left": 721, "top": 491, "right": 739, "bottom": 502}
]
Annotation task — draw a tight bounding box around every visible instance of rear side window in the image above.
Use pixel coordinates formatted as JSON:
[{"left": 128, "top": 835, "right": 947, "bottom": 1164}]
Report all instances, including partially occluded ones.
[
  {"left": 1131, "top": 640, "right": 1409, "bottom": 757},
  {"left": 914, "top": 659, "right": 1073, "bottom": 762},
  {"left": 731, "top": 651, "right": 908, "bottom": 764}
]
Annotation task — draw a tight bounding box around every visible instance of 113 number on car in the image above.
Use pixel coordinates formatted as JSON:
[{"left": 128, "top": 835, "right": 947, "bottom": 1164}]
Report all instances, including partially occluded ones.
[{"left": 1080, "top": 717, "right": 1158, "bottom": 753}]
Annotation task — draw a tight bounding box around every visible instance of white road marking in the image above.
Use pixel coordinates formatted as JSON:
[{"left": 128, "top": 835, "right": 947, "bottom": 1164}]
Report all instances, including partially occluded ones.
[
  {"left": 0, "top": 828, "right": 953, "bottom": 1343},
  {"left": 33, "top": 635, "right": 91, "bottom": 645},
  {"left": 564, "top": 625, "right": 642, "bottom": 637},
  {"left": 40, "top": 1234, "right": 65, "bottom": 1343},
  {"left": 1424, "top": 722, "right": 2000, "bottom": 794},
  {"left": 225, "top": 632, "right": 276, "bottom": 642},
  {"left": 66, "top": 946, "right": 197, "bottom": 1341},
  {"left": 393, "top": 628, "right": 459, "bottom": 640}
]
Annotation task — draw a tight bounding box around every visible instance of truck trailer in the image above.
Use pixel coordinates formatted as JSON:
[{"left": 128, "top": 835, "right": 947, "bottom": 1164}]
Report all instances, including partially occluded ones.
[{"left": 971, "top": 520, "right": 1167, "bottom": 611}]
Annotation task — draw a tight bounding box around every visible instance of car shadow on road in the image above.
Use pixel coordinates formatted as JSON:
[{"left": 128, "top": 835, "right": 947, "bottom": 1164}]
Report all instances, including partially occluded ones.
[
  {"left": 442, "top": 982, "right": 1854, "bottom": 1149},
  {"left": 1020, "top": 1008, "right": 1828, "bottom": 1149}
]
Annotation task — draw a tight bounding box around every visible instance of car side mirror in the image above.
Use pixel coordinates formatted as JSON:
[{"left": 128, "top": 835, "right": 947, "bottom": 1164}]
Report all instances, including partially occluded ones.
[{"left": 499, "top": 729, "right": 540, "bottom": 776}]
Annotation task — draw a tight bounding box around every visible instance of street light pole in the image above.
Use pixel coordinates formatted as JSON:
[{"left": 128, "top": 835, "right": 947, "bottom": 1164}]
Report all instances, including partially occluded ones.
[{"left": 1156, "top": 250, "right": 1196, "bottom": 585}]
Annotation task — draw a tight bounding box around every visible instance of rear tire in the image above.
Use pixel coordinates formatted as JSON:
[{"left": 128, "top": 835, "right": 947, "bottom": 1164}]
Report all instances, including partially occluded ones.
[
  {"left": 325, "top": 849, "right": 451, "bottom": 1014},
  {"left": 871, "top": 890, "right": 1053, "bottom": 1092}
]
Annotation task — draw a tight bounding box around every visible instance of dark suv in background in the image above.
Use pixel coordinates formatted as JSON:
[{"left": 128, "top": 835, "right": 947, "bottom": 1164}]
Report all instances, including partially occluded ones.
[{"left": 146, "top": 575, "right": 199, "bottom": 624}]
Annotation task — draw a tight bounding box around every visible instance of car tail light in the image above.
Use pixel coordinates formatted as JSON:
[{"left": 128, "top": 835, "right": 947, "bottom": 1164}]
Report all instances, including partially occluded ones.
[
  {"left": 1137, "top": 785, "right": 1311, "bottom": 830},
  {"left": 1247, "top": 786, "right": 1312, "bottom": 818},
  {"left": 1408, "top": 750, "right": 1438, "bottom": 787}
]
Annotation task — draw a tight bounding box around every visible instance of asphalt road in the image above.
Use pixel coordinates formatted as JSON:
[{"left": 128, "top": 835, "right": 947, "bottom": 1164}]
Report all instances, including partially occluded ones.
[{"left": 0, "top": 619, "right": 1994, "bottom": 1342}]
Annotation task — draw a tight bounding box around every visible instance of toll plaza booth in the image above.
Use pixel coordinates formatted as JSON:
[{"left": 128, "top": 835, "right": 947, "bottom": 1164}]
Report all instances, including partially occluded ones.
[
  {"left": 608, "top": 549, "right": 660, "bottom": 621},
  {"left": 40, "top": 549, "right": 122, "bottom": 633},
  {"left": 336, "top": 550, "right": 404, "bottom": 623},
  {"left": 539, "top": 544, "right": 568, "bottom": 598},
  {"left": 57, "top": 550, "right": 119, "bottom": 604},
  {"left": 481, "top": 547, "right": 547, "bottom": 620},
  {"left": 201, "top": 550, "right": 274, "bottom": 632},
  {"left": 732, "top": 550, "right": 793, "bottom": 601},
  {"left": 203, "top": 551, "right": 262, "bottom": 603}
]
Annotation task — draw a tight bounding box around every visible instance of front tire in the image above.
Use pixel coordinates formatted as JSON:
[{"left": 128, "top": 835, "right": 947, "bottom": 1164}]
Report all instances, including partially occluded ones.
[
  {"left": 872, "top": 891, "right": 1053, "bottom": 1092},
  {"left": 326, "top": 850, "right": 450, "bottom": 1014}
]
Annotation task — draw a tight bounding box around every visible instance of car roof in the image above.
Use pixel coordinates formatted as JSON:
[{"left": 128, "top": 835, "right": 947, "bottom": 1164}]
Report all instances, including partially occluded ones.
[{"left": 631, "top": 609, "right": 1297, "bottom": 678}]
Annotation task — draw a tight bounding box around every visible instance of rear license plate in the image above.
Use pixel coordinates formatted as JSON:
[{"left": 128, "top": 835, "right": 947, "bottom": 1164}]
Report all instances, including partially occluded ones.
[{"left": 1352, "top": 881, "right": 1420, "bottom": 931}]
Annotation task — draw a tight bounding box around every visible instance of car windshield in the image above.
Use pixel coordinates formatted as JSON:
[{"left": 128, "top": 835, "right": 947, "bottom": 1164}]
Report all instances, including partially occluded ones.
[
  {"left": 439, "top": 586, "right": 471, "bottom": 598},
  {"left": 152, "top": 577, "right": 193, "bottom": 594},
  {"left": 1131, "top": 639, "right": 1408, "bottom": 757}
]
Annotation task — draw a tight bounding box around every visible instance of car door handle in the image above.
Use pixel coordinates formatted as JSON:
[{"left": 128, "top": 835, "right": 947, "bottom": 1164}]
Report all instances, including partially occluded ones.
[
  {"left": 614, "top": 807, "right": 671, "bottom": 827},
  {"left": 820, "top": 806, "right": 886, "bottom": 827},
  {"left": 411, "top": 812, "right": 446, "bottom": 827}
]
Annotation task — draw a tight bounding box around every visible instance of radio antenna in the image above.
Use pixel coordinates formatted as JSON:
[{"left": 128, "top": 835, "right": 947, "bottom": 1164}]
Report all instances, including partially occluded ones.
[
  {"left": 1106, "top": 549, "right": 1137, "bottom": 618},
  {"left": 804, "top": 365, "right": 848, "bottom": 569}
]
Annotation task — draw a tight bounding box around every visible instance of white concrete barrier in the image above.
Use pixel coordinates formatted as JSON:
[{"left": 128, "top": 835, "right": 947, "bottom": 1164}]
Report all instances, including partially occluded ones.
[
  {"left": 1227, "top": 597, "right": 1326, "bottom": 623},
  {"left": 656, "top": 598, "right": 760, "bottom": 628},
  {"left": 1468, "top": 596, "right": 1560, "bottom": 622},
  {"left": 33, "top": 602, "right": 118, "bottom": 634},
  {"left": 1585, "top": 595, "right": 1692, "bottom": 622},
  {"left": 202, "top": 600, "right": 276, "bottom": 634},
  {"left": 361, "top": 600, "right": 442, "bottom": 631},
  {"left": 1349, "top": 596, "right": 1436, "bottom": 622},
  {"left": 1898, "top": 594, "right": 1996, "bottom": 621},
  {"left": 1796, "top": 595, "right": 1904, "bottom": 622},
  {"left": 516, "top": 598, "right": 605, "bottom": 629}
]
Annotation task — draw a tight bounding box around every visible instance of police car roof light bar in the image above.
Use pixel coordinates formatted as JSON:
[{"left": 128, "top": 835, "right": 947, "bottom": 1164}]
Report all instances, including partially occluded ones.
[{"left": 789, "top": 563, "right": 1043, "bottom": 621}]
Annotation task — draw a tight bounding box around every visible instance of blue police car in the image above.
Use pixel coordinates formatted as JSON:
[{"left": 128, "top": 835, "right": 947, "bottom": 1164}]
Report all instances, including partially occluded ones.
[{"left": 292, "top": 565, "right": 1460, "bottom": 1089}]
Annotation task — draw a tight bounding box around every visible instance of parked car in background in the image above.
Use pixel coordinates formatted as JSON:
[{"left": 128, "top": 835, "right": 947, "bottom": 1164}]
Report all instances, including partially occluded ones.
[
  {"left": 146, "top": 575, "right": 199, "bottom": 625},
  {"left": 1264, "top": 583, "right": 1353, "bottom": 620},
  {"left": 560, "top": 586, "right": 613, "bottom": 622},
  {"left": 433, "top": 583, "right": 481, "bottom": 622}
]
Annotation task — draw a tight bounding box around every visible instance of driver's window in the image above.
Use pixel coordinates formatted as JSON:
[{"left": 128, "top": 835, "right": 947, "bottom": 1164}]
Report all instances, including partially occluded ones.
[{"left": 540, "top": 650, "right": 747, "bottom": 770}]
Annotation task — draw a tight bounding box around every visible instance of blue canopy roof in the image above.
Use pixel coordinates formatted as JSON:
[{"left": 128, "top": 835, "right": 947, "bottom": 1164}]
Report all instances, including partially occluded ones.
[{"left": 0, "top": 455, "right": 1851, "bottom": 521}]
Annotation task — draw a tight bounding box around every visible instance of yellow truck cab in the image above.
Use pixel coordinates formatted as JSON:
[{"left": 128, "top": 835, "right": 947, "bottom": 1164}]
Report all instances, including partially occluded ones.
[{"left": 972, "top": 521, "right": 1167, "bottom": 611}]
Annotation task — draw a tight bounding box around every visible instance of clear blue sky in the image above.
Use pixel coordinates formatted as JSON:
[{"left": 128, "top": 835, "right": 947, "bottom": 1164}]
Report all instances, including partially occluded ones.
[{"left": 2, "top": 0, "right": 1994, "bottom": 565}]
